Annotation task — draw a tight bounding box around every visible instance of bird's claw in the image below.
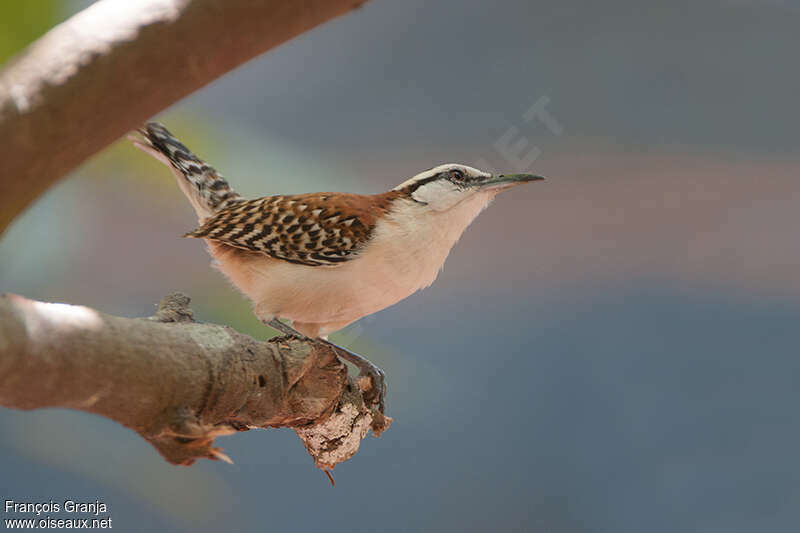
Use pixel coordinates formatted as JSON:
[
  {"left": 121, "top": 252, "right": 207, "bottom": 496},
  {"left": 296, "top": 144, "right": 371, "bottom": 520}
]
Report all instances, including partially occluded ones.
[
  {"left": 320, "top": 339, "right": 387, "bottom": 414},
  {"left": 357, "top": 362, "right": 386, "bottom": 413},
  {"left": 265, "top": 319, "right": 387, "bottom": 413}
]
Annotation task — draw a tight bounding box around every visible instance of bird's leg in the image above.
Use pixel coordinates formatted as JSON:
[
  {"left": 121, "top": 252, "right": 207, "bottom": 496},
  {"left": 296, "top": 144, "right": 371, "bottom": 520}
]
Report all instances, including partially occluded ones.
[
  {"left": 264, "top": 319, "right": 386, "bottom": 412},
  {"left": 266, "top": 317, "right": 305, "bottom": 338}
]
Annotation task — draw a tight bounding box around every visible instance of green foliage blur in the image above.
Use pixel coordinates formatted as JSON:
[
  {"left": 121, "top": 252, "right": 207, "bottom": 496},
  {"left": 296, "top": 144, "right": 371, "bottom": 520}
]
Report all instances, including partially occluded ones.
[{"left": 0, "top": 1, "right": 58, "bottom": 66}]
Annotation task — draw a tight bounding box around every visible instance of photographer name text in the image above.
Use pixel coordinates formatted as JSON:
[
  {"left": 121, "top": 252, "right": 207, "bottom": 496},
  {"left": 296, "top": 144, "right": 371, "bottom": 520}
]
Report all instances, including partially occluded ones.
[{"left": 4, "top": 500, "right": 112, "bottom": 529}]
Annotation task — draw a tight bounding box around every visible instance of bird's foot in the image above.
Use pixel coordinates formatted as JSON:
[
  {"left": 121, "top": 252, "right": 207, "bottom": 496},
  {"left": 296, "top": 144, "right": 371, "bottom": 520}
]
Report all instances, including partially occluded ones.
[
  {"left": 320, "top": 339, "right": 386, "bottom": 413},
  {"left": 265, "top": 319, "right": 386, "bottom": 413}
]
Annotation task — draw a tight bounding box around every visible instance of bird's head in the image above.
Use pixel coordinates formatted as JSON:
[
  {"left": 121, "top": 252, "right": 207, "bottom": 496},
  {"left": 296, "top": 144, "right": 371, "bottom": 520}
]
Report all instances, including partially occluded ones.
[{"left": 393, "top": 163, "right": 544, "bottom": 212}]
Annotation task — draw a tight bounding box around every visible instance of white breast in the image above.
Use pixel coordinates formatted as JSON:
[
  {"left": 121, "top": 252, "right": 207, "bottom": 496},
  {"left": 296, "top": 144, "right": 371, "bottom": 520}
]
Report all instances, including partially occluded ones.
[{"left": 366, "top": 193, "right": 495, "bottom": 293}]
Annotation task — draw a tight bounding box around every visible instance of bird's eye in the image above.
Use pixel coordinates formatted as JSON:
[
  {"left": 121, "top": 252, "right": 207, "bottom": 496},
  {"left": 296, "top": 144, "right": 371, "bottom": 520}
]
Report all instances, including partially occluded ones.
[{"left": 449, "top": 169, "right": 465, "bottom": 181}]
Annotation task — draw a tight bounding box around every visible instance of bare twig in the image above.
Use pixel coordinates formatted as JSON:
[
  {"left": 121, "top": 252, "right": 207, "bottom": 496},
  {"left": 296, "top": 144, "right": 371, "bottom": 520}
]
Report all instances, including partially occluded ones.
[
  {"left": 0, "top": 0, "right": 368, "bottom": 233},
  {"left": 0, "top": 292, "right": 391, "bottom": 467}
]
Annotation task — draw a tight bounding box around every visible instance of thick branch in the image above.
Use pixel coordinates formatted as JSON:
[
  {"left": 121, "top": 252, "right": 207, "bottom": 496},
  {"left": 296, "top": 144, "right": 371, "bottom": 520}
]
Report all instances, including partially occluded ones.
[
  {"left": 0, "top": 0, "right": 367, "bottom": 233},
  {"left": 0, "top": 292, "right": 390, "bottom": 468}
]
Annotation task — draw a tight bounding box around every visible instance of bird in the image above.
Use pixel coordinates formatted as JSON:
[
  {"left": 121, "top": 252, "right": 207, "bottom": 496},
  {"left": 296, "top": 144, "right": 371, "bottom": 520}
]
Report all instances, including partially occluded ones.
[{"left": 131, "top": 122, "right": 544, "bottom": 411}]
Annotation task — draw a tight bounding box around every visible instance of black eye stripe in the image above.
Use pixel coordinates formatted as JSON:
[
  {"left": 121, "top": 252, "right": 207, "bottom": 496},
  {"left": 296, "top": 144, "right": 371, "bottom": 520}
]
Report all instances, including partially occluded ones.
[{"left": 402, "top": 168, "right": 475, "bottom": 196}]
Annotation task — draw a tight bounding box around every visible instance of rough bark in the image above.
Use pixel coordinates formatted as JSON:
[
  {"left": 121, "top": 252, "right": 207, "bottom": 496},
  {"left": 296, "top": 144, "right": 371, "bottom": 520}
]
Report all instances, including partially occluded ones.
[
  {"left": 0, "top": 0, "right": 368, "bottom": 233},
  {"left": 0, "top": 292, "right": 391, "bottom": 469}
]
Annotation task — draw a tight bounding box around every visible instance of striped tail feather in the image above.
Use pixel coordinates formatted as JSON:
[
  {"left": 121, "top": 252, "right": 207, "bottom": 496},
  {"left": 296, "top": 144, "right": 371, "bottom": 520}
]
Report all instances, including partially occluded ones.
[{"left": 132, "top": 122, "right": 242, "bottom": 221}]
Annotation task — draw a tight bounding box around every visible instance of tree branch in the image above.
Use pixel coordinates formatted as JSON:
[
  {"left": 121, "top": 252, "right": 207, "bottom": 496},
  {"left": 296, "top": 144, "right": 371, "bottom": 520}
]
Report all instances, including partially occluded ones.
[
  {"left": 0, "top": 0, "right": 368, "bottom": 233},
  {"left": 0, "top": 292, "right": 391, "bottom": 468}
]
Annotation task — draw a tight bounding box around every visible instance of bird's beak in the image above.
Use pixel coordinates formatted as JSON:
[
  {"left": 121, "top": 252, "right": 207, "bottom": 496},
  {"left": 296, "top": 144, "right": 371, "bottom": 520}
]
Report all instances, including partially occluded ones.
[{"left": 479, "top": 173, "right": 545, "bottom": 191}]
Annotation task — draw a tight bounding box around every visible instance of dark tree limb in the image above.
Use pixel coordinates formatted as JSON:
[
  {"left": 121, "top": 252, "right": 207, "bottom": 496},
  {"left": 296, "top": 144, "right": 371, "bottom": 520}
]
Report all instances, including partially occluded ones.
[
  {"left": 0, "top": 0, "right": 368, "bottom": 233},
  {"left": 0, "top": 292, "right": 391, "bottom": 468}
]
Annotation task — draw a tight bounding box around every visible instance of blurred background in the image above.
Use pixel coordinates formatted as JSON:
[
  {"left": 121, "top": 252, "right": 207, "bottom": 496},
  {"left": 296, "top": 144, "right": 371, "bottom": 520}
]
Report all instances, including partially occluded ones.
[{"left": 2, "top": 0, "right": 800, "bottom": 531}]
